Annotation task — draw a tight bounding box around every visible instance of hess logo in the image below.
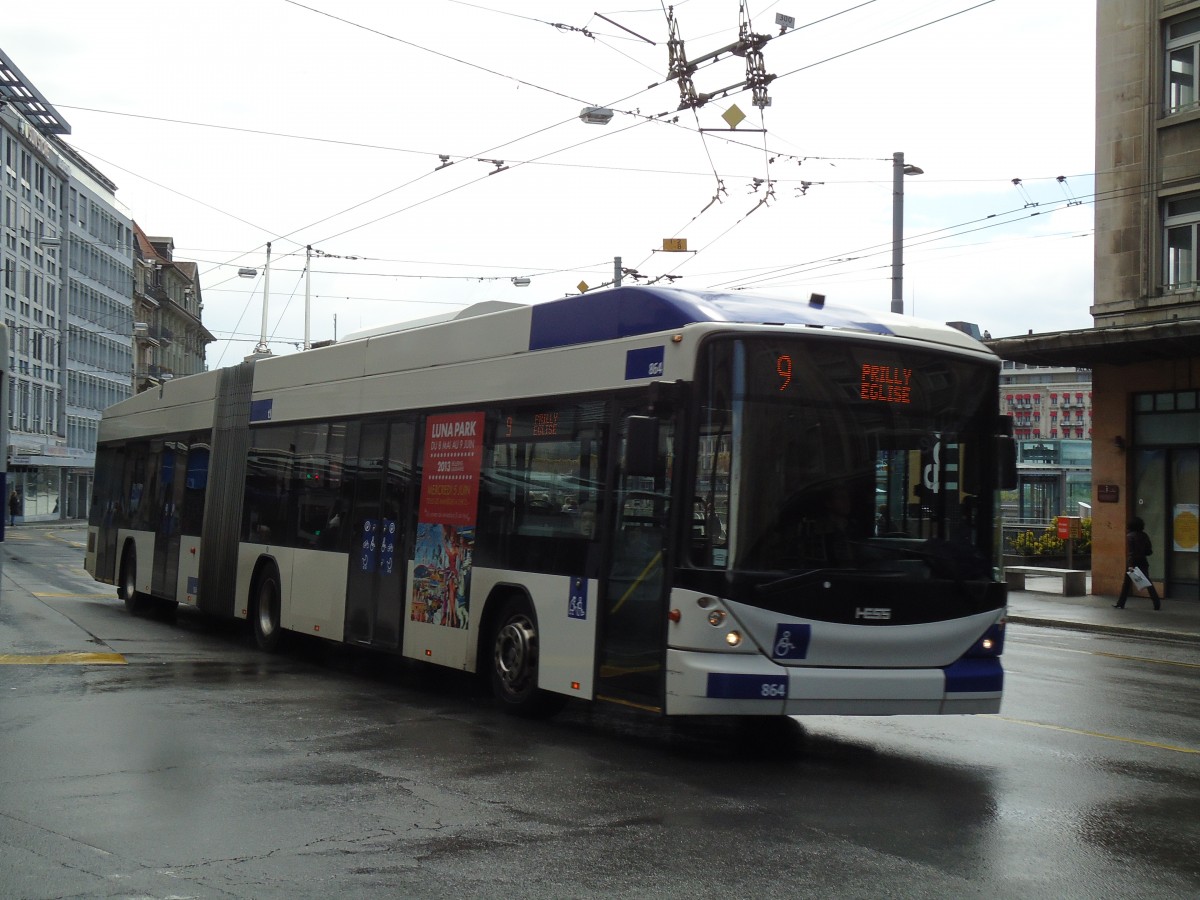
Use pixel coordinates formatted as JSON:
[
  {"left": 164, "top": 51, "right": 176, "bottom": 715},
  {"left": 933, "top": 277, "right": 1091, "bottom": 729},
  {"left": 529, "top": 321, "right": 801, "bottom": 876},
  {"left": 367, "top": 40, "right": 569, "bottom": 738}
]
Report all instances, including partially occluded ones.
[{"left": 855, "top": 607, "right": 892, "bottom": 620}]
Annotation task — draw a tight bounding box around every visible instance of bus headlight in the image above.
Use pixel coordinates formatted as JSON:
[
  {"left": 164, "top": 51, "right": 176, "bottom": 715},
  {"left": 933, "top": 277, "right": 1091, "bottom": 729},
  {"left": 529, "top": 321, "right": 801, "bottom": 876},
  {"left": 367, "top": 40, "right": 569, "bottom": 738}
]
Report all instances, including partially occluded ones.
[
  {"left": 966, "top": 621, "right": 1006, "bottom": 657},
  {"left": 707, "top": 609, "right": 727, "bottom": 627},
  {"left": 725, "top": 630, "right": 742, "bottom": 647}
]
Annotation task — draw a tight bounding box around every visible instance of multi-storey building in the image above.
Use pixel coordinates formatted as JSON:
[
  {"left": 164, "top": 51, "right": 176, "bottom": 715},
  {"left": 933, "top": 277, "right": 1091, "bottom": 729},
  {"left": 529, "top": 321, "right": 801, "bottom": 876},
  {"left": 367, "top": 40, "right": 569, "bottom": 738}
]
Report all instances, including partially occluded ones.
[
  {"left": 61, "top": 143, "right": 134, "bottom": 518},
  {"left": 132, "top": 224, "right": 213, "bottom": 393},
  {"left": 990, "top": 1, "right": 1200, "bottom": 601},
  {"left": 1000, "top": 361, "right": 1095, "bottom": 522},
  {"left": 1, "top": 48, "right": 77, "bottom": 521},
  {"left": 1001, "top": 362, "right": 1094, "bottom": 442},
  {"left": 3, "top": 49, "right": 136, "bottom": 520}
]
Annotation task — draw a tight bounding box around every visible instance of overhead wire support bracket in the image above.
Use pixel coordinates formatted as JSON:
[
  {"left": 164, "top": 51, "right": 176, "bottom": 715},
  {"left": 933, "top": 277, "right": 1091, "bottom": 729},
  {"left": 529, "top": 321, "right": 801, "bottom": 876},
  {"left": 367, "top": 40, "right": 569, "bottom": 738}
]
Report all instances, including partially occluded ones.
[
  {"left": 667, "top": 2, "right": 776, "bottom": 111},
  {"left": 738, "top": 2, "right": 773, "bottom": 109},
  {"left": 593, "top": 13, "right": 656, "bottom": 45},
  {"left": 666, "top": 7, "right": 700, "bottom": 112}
]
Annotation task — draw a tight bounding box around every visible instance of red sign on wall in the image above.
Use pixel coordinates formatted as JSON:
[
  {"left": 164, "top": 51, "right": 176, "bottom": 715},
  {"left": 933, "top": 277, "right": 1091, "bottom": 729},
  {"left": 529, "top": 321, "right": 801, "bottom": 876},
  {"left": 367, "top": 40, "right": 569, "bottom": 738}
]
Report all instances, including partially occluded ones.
[
  {"left": 1056, "top": 516, "right": 1082, "bottom": 540},
  {"left": 417, "top": 412, "right": 486, "bottom": 526}
]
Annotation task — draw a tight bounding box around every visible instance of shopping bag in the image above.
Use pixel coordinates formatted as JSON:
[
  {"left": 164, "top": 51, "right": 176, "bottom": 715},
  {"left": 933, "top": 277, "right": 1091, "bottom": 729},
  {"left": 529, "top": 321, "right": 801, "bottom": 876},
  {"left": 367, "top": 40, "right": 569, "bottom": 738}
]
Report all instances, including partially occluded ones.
[{"left": 1127, "top": 567, "right": 1152, "bottom": 591}]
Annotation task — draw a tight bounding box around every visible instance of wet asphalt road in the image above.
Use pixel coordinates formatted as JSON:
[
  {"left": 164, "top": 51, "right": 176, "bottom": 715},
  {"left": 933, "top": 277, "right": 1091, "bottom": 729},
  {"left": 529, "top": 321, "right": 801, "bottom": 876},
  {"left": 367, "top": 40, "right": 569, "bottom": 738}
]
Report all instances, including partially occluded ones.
[{"left": 1, "top": 526, "right": 1199, "bottom": 899}]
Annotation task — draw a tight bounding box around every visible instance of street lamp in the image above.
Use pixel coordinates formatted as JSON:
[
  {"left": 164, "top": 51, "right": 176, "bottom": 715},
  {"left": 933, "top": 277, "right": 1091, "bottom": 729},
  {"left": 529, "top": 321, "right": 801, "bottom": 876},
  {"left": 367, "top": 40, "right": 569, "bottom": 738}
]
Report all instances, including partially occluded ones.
[
  {"left": 891, "top": 151, "right": 923, "bottom": 315},
  {"left": 579, "top": 106, "right": 614, "bottom": 125}
]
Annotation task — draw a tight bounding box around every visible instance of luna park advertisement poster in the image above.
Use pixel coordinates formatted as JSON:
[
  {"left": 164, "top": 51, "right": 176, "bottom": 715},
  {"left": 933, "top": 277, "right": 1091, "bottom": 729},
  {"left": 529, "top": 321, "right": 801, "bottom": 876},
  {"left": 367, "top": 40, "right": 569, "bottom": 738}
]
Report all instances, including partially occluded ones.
[{"left": 411, "top": 412, "right": 484, "bottom": 629}]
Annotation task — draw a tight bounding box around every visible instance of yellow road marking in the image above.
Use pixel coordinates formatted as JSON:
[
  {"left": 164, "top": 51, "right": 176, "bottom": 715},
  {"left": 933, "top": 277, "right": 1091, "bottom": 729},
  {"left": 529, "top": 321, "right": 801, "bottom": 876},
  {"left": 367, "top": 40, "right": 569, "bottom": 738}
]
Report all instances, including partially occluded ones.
[
  {"left": 989, "top": 715, "right": 1199, "bottom": 754},
  {"left": 0, "top": 652, "right": 126, "bottom": 665}
]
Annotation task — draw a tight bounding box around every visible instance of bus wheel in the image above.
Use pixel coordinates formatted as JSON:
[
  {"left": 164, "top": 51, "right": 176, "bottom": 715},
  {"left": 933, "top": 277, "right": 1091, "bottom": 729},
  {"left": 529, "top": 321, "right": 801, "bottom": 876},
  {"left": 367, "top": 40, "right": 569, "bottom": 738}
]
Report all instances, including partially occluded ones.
[
  {"left": 489, "top": 598, "right": 566, "bottom": 718},
  {"left": 118, "top": 545, "right": 150, "bottom": 616},
  {"left": 251, "top": 564, "right": 283, "bottom": 653}
]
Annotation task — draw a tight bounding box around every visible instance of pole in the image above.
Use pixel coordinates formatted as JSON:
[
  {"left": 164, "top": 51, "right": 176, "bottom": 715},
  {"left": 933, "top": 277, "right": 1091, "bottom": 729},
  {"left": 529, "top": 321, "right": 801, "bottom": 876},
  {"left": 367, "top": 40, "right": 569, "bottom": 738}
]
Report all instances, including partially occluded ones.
[
  {"left": 614, "top": 256, "right": 622, "bottom": 288},
  {"left": 891, "top": 152, "right": 904, "bottom": 315},
  {"left": 256, "top": 242, "right": 271, "bottom": 354},
  {"left": 304, "top": 244, "right": 312, "bottom": 351}
]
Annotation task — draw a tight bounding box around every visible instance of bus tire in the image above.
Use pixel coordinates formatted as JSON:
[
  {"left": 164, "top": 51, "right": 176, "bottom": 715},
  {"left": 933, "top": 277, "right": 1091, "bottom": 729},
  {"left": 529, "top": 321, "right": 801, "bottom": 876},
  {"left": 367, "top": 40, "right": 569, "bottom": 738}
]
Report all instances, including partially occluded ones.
[
  {"left": 489, "top": 597, "right": 567, "bottom": 718},
  {"left": 118, "top": 544, "right": 150, "bottom": 616},
  {"left": 250, "top": 562, "right": 284, "bottom": 653}
]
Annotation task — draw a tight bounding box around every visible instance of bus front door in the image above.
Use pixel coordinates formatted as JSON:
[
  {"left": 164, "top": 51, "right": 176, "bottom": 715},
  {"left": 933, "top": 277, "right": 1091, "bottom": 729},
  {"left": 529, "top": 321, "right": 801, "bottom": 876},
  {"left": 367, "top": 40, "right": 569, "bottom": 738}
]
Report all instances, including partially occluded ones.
[
  {"left": 596, "top": 412, "right": 674, "bottom": 710},
  {"left": 343, "top": 419, "right": 415, "bottom": 650}
]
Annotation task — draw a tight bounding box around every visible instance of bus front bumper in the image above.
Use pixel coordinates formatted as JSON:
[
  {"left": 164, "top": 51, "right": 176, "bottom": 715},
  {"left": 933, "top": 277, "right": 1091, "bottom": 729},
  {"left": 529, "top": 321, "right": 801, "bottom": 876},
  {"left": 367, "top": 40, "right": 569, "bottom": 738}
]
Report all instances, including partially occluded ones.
[{"left": 664, "top": 649, "right": 1002, "bottom": 716}]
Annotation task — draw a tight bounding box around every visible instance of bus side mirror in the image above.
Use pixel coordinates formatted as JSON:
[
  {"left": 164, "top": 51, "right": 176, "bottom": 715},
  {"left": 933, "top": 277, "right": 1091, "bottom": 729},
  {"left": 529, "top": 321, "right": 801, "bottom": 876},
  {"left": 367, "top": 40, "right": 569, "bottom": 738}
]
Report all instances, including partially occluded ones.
[
  {"left": 624, "top": 416, "right": 659, "bottom": 477},
  {"left": 997, "top": 436, "right": 1017, "bottom": 490},
  {"left": 995, "top": 414, "right": 1017, "bottom": 490}
]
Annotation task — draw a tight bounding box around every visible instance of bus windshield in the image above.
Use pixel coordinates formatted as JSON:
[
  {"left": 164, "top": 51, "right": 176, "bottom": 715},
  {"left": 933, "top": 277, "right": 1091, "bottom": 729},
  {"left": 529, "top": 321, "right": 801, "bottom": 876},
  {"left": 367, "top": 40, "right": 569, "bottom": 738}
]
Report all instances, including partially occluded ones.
[{"left": 690, "top": 335, "right": 1000, "bottom": 583}]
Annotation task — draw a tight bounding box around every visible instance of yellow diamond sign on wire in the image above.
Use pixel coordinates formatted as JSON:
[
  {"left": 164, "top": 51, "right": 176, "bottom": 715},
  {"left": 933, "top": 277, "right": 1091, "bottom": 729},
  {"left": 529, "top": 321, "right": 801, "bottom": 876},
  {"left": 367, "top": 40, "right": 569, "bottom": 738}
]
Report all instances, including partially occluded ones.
[
  {"left": 722, "top": 104, "right": 746, "bottom": 129},
  {"left": 578, "top": 281, "right": 589, "bottom": 293}
]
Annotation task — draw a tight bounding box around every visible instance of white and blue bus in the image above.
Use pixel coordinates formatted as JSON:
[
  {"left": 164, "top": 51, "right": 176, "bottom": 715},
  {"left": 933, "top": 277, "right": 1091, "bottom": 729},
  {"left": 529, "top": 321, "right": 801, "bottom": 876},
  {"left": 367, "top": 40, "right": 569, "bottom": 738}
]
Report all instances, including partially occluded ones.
[{"left": 86, "top": 287, "right": 1014, "bottom": 718}]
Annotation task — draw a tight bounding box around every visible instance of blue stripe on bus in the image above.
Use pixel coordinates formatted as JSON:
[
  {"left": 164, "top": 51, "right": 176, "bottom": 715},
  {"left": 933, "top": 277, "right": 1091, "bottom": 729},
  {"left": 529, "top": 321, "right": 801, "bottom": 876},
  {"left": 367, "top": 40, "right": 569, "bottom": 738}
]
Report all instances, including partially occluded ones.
[
  {"left": 527, "top": 287, "right": 894, "bottom": 352},
  {"left": 943, "top": 658, "right": 1003, "bottom": 693},
  {"left": 249, "top": 398, "right": 274, "bottom": 423},
  {"left": 706, "top": 673, "right": 788, "bottom": 700}
]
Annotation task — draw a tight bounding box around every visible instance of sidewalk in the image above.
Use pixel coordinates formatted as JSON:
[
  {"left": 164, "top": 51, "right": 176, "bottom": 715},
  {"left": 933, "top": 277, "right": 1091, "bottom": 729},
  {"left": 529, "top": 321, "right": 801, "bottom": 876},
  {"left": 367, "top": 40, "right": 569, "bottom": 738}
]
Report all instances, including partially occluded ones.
[{"left": 1006, "top": 573, "right": 1200, "bottom": 644}]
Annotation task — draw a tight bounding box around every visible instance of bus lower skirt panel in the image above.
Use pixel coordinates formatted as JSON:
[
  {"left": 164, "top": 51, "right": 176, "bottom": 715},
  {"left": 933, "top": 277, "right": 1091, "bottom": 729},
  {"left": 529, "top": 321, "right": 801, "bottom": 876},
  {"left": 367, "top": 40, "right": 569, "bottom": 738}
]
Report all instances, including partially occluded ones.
[{"left": 664, "top": 649, "right": 1002, "bottom": 716}]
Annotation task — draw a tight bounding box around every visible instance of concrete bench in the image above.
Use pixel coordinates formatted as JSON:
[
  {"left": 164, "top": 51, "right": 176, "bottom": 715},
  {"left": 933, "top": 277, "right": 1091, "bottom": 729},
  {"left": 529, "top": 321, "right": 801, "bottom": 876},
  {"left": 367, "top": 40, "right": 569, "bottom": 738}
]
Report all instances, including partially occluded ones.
[{"left": 1004, "top": 565, "right": 1086, "bottom": 596}]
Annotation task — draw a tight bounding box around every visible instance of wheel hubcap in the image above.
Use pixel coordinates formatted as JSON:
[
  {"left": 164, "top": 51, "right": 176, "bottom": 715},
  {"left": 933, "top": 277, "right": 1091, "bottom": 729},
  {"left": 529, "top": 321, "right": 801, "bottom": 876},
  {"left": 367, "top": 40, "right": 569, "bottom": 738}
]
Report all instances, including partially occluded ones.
[{"left": 495, "top": 616, "right": 536, "bottom": 694}]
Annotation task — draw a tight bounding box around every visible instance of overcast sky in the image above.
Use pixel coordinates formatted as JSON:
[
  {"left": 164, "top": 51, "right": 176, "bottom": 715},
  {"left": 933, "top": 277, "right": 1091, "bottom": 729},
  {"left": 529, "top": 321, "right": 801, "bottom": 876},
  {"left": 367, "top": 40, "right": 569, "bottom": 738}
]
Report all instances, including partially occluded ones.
[{"left": 5, "top": 0, "right": 1095, "bottom": 365}]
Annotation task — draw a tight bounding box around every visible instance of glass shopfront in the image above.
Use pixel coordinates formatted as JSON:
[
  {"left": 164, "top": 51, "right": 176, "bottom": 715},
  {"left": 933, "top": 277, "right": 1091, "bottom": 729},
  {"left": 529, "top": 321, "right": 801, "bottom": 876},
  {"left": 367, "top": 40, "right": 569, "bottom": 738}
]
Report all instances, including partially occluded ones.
[{"left": 1133, "top": 391, "right": 1200, "bottom": 598}]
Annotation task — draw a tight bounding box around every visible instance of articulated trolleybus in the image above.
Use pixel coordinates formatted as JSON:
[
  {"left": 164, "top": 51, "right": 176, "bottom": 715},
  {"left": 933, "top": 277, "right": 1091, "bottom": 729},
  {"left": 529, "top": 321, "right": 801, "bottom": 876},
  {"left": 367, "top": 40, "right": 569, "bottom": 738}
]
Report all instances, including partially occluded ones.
[{"left": 86, "top": 287, "right": 1014, "bottom": 719}]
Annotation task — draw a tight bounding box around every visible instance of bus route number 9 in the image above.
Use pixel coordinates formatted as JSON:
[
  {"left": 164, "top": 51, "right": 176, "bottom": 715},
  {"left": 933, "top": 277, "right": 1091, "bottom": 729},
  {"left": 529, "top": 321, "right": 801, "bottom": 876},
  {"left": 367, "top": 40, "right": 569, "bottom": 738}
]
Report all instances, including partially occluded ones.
[{"left": 777, "top": 354, "right": 792, "bottom": 391}]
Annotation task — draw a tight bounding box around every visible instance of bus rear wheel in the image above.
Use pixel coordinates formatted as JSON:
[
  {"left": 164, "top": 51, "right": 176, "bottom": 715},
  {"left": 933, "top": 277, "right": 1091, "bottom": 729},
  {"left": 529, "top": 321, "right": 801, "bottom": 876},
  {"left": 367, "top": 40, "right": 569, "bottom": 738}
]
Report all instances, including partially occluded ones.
[
  {"left": 118, "top": 545, "right": 150, "bottom": 616},
  {"left": 489, "top": 598, "right": 566, "bottom": 718},
  {"left": 251, "top": 564, "right": 283, "bottom": 652}
]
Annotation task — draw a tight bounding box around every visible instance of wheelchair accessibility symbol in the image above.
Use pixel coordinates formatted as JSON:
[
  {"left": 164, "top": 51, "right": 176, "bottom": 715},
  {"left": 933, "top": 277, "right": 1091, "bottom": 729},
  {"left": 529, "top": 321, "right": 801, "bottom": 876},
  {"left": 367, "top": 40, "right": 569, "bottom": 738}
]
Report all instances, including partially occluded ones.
[{"left": 772, "top": 623, "right": 811, "bottom": 660}]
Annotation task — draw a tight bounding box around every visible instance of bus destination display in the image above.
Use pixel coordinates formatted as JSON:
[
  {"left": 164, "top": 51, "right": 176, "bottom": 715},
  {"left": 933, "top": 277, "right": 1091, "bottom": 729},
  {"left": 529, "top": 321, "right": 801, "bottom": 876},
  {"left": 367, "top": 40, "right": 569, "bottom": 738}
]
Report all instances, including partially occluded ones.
[{"left": 860, "top": 363, "right": 912, "bottom": 404}]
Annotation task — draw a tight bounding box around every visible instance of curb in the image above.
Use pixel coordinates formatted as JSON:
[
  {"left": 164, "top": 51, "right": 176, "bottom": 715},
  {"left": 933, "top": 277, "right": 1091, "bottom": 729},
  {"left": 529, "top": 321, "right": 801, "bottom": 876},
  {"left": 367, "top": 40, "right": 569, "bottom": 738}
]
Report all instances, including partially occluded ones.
[{"left": 1006, "top": 614, "right": 1200, "bottom": 644}]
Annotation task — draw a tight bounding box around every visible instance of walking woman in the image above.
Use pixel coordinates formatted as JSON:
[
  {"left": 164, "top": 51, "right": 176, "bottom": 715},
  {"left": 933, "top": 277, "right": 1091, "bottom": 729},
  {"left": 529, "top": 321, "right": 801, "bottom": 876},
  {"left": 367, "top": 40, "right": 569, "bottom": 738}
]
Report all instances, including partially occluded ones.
[{"left": 1115, "top": 517, "right": 1161, "bottom": 610}]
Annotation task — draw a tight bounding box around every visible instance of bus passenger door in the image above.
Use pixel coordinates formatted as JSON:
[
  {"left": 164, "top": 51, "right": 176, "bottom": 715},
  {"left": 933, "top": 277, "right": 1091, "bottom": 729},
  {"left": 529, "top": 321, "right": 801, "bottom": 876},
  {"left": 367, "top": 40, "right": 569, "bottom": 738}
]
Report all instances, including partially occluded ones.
[
  {"left": 343, "top": 419, "right": 415, "bottom": 650},
  {"left": 596, "top": 411, "right": 674, "bottom": 709},
  {"left": 153, "top": 442, "right": 187, "bottom": 600}
]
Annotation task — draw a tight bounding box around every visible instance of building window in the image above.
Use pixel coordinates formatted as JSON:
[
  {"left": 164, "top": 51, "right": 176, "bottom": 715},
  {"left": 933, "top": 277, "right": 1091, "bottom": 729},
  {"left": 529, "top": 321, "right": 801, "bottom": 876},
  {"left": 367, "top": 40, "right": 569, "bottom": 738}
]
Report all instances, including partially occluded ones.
[
  {"left": 1165, "top": 192, "right": 1200, "bottom": 289},
  {"left": 1167, "top": 14, "right": 1200, "bottom": 114}
]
